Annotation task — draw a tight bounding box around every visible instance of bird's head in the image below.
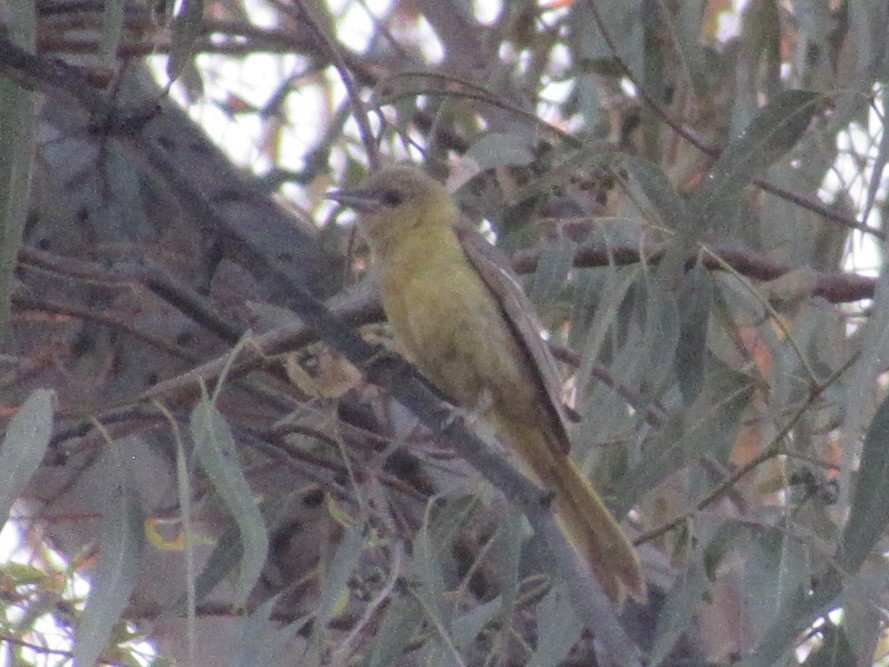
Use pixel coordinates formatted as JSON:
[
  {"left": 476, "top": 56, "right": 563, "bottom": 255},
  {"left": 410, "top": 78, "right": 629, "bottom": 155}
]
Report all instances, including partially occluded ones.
[{"left": 327, "top": 166, "right": 458, "bottom": 251}]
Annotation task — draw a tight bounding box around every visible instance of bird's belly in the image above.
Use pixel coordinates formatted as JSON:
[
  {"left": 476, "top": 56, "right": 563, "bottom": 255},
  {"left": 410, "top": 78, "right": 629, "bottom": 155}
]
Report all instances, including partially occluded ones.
[{"left": 381, "top": 258, "right": 527, "bottom": 410}]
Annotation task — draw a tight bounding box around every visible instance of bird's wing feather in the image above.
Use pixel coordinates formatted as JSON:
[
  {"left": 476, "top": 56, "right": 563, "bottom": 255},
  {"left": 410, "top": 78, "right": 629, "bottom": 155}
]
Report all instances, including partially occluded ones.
[{"left": 455, "top": 225, "right": 572, "bottom": 454}]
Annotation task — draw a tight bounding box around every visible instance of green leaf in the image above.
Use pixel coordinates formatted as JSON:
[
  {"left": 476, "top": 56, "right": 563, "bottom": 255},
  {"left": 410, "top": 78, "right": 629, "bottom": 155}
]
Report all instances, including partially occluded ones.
[
  {"left": 801, "top": 624, "right": 856, "bottom": 667},
  {"left": 837, "top": 391, "right": 889, "bottom": 572},
  {"left": 2, "top": 561, "right": 47, "bottom": 586},
  {"left": 100, "top": 0, "right": 127, "bottom": 61},
  {"left": 316, "top": 527, "right": 365, "bottom": 629},
  {"left": 183, "top": 491, "right": 307, "bottom": 608},
  {"left": 861, "top": 107, "right": 889, "bottom": 222},
  {"left": 675, "top": 264, "right": 714, "bottom": 404},
  {"left": 0, "top": 389, "right": 54, "bottom": 526},
  {"left": 631, "top": 276, "right": 680, "bottom": 399},
  {"left": 739, "top": 571, "right": 842, "bottom": 667},
  {"left": 690, "top": 90, "right": 819, "bottom": 225},
  {"left": 451, "top": 596, "right": 502, "bottom": 649},
  {"left": 620, "top": 154, "right": 688, "bottom": 230},
  {"left": 166, "top": 0, "right": 204, "bottom": 83},
  {"left": 364, "top": 594, "right": 424, "bottom": 667},
  {"left": 575, "top": 266, "right": 641, "bottom": 392},
  {"left": 413, "top": 522, "right": 448, "bottom": 621},
  {"left": 238, "top": 595, "right": 312, "bottom": 667},
  {"left": 615, "top": 357, "right": 753, "bottom": 514},
  {"left": 0, "top": 59, "right": 39, "bottom": 333},
  {"left": 190, "top": 401, "right": 268, "bottom": 599},
  {"left": 464, "top": 133, "right": 535, "bottom": 170},
  {"left": 527, "top": 585, "right": 583, "bottom": 667},
  {"left": 529, "top": 233, "right": 577, "bottom": 308},
  {"left": 491, "top": 506, "right": 523, "bottom": 614},
  {"left": 73, "top": 444, "right": 146, "bottom": 667},
  {"left": 648, "top": 561, "right": 709, "bottom": 666}
]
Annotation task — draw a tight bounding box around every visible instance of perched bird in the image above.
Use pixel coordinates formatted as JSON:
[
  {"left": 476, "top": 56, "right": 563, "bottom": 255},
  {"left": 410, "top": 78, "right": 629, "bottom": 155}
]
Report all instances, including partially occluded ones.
[{"left": 328, "top": 165, "right": 644, "bottom": 604}]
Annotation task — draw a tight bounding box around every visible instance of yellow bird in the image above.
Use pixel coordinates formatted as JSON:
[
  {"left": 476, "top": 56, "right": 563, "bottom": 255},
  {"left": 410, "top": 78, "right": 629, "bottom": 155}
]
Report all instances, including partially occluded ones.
[{"left": 328, "top": 165, "right": 644, "bottom": 604}]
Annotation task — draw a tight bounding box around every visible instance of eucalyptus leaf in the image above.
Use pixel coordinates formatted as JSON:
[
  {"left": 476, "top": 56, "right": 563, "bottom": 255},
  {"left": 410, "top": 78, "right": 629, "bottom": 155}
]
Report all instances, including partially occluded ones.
[
  {"left": 0, "top": 73, "right": 39, "bottom": 332},
  {"left": 529, "top": 233, "right": 577, "bottom": 308},
  {"left": 603, "top": 276, "right": 679, "bottom": 407},
  {"left": 690, "top": 90, "right": 819, "bottom": 226},
  {"left": 739, "top": 571, "right": 842, "bottom": 667},
  {"left": 620, "top": 154, "right": 688, "bottom": 230},
  {"left": 492, "top": 506, "right": 523, "bottom": 614},
  {"left": 413, "top": 523, "right": 448, "bottom": 622},
  {"left": 648, "top": 561, "right": 709, "bottom": 666},
  {"left": 0, "top": 389, "right": 54, "bottom": 526},
  {"left": 100, "top": 0, "right": 127, "bottom": 61},
  {"left": 675, "top": 264, "right": 714, "bottom": 405},
  {"left": 451, "top": 596, "right": 502, "bottom": 649},
  {"left": 527, "top": 585, "right": 583, "bottom": 667},
  {"left": 576, "top": 266, "right": 641, "bottom": 392},
  {"left": 464, "top": 133, "right": 535, "bottom": 170},
  {"left": 615, "top": 357, "right": 754, "bottom": 513},
  {"left": 167, "top": 0, "right": 204, "bottom": 82},
  {"left": 316, "top": 527, "right": 365, "bottom": 629},
  {"left": 800, "top": 624, "right": 856, "bottom": 667},
  {"left": 837, "top": 391, "right": 889, "bottom": 572},
  {"left": 183, "top": 488, "right": 324, "bottom": 608},
  {"left": 73, "top": 445, "right": 146, "bottom": 667},
  {"left": 364, "top": 594, "right": 424, "bottom": 667},
  {"left": 862, "top": 107, "right": 889, "bottom": 225},
  {"left": 191, "top": 401, "right": 268, "bottom": 600}
]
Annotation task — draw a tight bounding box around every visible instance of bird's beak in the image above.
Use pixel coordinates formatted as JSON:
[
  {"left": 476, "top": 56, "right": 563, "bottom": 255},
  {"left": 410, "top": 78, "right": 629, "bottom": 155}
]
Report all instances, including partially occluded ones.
[{"left": 326, "top": 188, "right": 384, "bottom": 214}]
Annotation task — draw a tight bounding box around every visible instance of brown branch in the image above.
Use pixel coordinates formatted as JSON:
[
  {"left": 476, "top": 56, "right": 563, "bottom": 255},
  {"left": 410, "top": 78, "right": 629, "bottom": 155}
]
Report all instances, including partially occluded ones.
[
  {"left": 512, "top": 239, "right": 876, "bottom": 304},
  {"left": 18, "top": 247, "right": 244, "bottom": 343}
]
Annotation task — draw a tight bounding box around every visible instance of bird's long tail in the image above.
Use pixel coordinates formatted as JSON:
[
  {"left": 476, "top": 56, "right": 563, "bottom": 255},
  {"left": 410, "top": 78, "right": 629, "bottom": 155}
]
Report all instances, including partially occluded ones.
[
  {"left": 547, "top": 454, "right": 645, "bottom": 604},
  {"left": 495, "top": 413, "right": 645, "bottom": 603}
]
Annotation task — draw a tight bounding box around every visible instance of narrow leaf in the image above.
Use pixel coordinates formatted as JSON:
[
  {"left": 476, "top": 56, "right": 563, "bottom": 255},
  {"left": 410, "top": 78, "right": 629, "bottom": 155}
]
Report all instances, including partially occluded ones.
[
  {"left": 238, "top": 595, "right": 312, "bottom": 667},
  {"left": 181, "top": 491, "right": 307, "bottom": 609},
  {"left": 529, "top": 233, "right": 577, "bottom": 308},
  {"left": 0, "top": 74, "right": 39, "bottom": 331},
  {"left": 100, "top": 0, "right": 127, "bottom": 60},
  {"left": 365, "top": 594, "right": 424, "bottom": 667},
  {"left": 191, "top": 401, "right": 268, "bottom": 599},
  {"left": 649, "top": 561, "right": 709, "bottom": 666},
  {"left": 690, "top": 90, "right": 819, "bottom": 224},
  {"left": 167, "top": 0, "right": 204, "bottom": 82},
  {"left": 837, "top": 391, "right": 889, "bottom": 572},
  {"left": 621, "top": 154, "right": 688, "bottom": 229},
  {"left": 451, "top": 596, "right": 502, "bottom": 649},
  {"left": 492, "top": 506, "right": 523, "bottom": 614},
  {"left": 464, "top": 133, "right": 535, "bottom": 170},
  {"left": 739, "top": 571, "right": 842, "bottom": 667},
  {"left": 675, "top": 264, "right": 714, "bottom": 404},
  {"left": 527, "top": 585, "right": 583, "bottom": 667},
  {"left": 0, "top": 389, "right": 54, "bottom": 525},
  {"left": 413, "top": 523, "right": 448, "bottom": 620},
  {"left": 615, "top": 359, "right": 753, "bottom": 513},
  {"left": 861, "top": 99, "right": 889, "bottom": 226},
  {"left": 73, "top": 444, "right": 145, "bottom": 667},
  {"left": 316, "top": 527, "right": 365, "bottom": 629}
]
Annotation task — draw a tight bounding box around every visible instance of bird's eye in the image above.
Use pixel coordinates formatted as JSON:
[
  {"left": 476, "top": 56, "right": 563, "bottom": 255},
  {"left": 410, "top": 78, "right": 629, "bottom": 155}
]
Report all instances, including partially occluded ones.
[{"left": 380, "top": 190, "right": 404, "bottom": 207}]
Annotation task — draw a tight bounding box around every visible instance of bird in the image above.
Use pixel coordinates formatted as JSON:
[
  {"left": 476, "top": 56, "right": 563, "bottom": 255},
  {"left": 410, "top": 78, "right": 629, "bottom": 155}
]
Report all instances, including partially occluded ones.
[{"left": 328, "top": 165, "right": 644, "bottom": 604}]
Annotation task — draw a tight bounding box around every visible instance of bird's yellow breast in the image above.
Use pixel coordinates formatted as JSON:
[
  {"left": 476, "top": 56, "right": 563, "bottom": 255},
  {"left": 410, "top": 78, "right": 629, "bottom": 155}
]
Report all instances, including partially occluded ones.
[{"left": 375, "top": 224, "right": 528, "bottom": 411}]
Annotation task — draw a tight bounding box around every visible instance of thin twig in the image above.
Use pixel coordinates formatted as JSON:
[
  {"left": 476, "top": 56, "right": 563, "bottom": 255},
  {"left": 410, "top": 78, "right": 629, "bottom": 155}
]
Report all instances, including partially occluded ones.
[{"left": 281, "top": 0, "right": 380, "bottom": 169}]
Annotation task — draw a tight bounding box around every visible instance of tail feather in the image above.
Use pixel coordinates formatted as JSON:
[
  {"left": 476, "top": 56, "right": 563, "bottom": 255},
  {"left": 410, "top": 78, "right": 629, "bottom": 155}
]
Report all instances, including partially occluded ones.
[
  {"left": 549, "top": 456, "right": 645, "bottom": 604},
  {"left": 496, "top": 417, "right": 645, "bottom": 604}
]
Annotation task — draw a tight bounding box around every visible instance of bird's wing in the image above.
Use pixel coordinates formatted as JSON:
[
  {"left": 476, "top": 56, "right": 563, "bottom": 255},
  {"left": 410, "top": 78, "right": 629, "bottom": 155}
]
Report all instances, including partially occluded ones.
[{"left": 455, "top": 225, "right": 572, "bottom": 454}]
